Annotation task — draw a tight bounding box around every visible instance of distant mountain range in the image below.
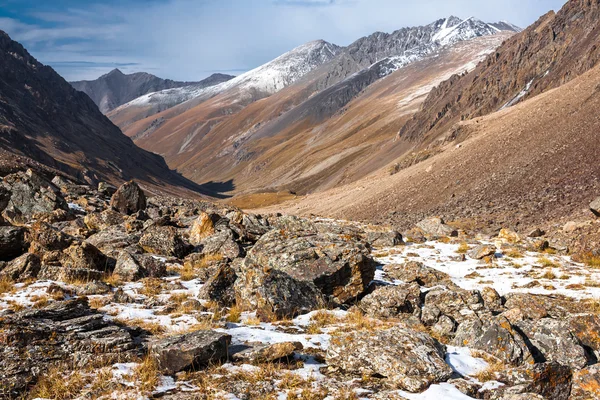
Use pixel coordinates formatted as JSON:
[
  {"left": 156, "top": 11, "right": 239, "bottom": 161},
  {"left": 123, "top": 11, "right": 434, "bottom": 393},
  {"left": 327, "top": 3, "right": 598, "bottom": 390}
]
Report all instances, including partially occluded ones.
[{"left": 71, "top": 69, "right": 234, "bottom": 113}]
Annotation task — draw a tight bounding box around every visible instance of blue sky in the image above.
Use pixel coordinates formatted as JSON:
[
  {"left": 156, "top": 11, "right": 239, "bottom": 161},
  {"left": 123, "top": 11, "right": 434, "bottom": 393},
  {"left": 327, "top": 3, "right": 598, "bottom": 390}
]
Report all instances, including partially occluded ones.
[{"left": 0, "top": 0, "right": 566, "bottom": 81}]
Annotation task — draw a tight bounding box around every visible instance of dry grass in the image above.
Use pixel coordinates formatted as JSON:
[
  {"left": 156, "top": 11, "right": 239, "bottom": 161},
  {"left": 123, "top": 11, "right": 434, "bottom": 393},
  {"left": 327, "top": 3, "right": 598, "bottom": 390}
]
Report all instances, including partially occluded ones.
[
  {"left": 31, "top": 368, "right": 89, "bottom": 400},
  {"left": 138, "top": 278, "right": 164, "bottom": 297},
  {"left": 539, "top": 269, "right": 557, "bottom": 280},
  {"left": 472, "top": 354, "right": 505, "bottom": 382},
  {"left": 89, "top": 296, "right": 111, "bottom": 309},
  {"left": 181, "top": 253, "right": 224, "bottom": 281},
  {"left": 103, "top": 272, "right": 123, "bottom": 287},
  {"left": 243, "top": 315, "right": 262, "bottom": 325},
  {"left": 135, "top": 355, "right": 161, "bottom": 392},
  {"left": 582, "top": 253, "right": 600, "bottom": 269},
  {"left": 0, "top": 275, "right": 15, "bottom": 295},
  {"left": 503, "top": 248, "right": 524, "bottom": 258},
  {"left": 457, "top": 242, "right": 469, "bottom": 254},
  {"left": 538, "top": 257, "right": 561, "bottom": 268},
  {"left": 226, "top": 305, "right": 242, "bottom": 323},
  {"left": 115, "top": 318, "right": 167, "bottom": 335},
  {"left": 31, "top": 295, "right": 50, "bottom": 309}
]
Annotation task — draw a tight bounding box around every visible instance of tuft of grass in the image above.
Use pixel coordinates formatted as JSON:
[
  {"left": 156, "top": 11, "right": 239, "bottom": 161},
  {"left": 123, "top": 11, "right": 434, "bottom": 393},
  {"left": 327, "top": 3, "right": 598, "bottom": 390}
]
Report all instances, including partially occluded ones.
[
  {"left": 457, "top": 242, "right": 469, "bottom": 254},
  {"left": 135, "top": 355, "right": 160, "bottom": 392},
  {"left": 115, "top": 318, "right": 166, "bottom": 335},
  {"left": 503, "top": 248, "right": 524, "bottom": 258},
  {"left": 31, "top": 368, "right": 89, "bottom": 400},
  {"left": 0, "top": 275, "right": 15, "bottom": 295},
  {"left": 181, "top": 253, "right": 224, "bottom": 281},
  {"left": 538, "top": 257, "right": 561, "bottom": 268},
  {"left": 226, "top": 305, "right": 242, "bottom": 323},
  {"left": 539, "top": 269, "right": 557, "bottom": 280},
  {"left": 582, "top": 253, "right": 600, "bottom": 269},
  {"left": 138, "top": 278, "right": 163, "bottom": 297},
  {"left": 243, "top": 315, "right": 261, "bottom": 326}
]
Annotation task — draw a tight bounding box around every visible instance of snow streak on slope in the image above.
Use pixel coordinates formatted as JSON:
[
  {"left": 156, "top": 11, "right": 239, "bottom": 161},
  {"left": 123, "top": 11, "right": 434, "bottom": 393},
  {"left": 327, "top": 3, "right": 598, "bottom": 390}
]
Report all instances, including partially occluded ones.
[{"left": 116, "top": 40, "right": 340, "bottom": 110}]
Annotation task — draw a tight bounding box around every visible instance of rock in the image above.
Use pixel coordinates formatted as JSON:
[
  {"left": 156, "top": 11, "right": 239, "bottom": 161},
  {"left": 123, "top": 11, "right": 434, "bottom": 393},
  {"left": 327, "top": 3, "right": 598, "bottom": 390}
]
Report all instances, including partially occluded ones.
[
  {"left": 113, "top": 251, "right": 166, "bottom": 281},
  {"left": 0, "top": 225, "right": 27, "bottom": 261},
  {"left": 183, "top": 253, "right": 225, "bottom": 282},
  {"left": 383, "top": 261, "right": 453, "bottom": 287},
  {"left": 503, "top": 293, "right": 575, "bottom": 320},
  {"left": 526, "top": 238, "right": 549, "bottom": 252},
  {"left": 415, "top": 217, "right": 457, "bottom": 238},
  {"left": 76, "top": 281, "right": 112, "bottom": 296},
  {"left": 515, "top": 318, "right": 588, "bottom": 369},
  {"left": 571, "top": 364, "right": 600, "bottom": 400},
  {"left": 452, "top": 316, "right": 532, "bottom": 365},
  {"left": 433, "top": 315, "right": 456, "bottom": 337},
  {"left": 230, "top": 342, "right": 302, "bottom": 364},
  {"left": 199, "top": 228, "right": 242, "bottom": 259},
  {"left": 188, "top": 212, "right": 219, "bottom": 245},
  {"left": 358, "top": 283, "right": 421, "bottom": 319},
  {"left": 467, "top": 244, "right": 496, "bottom": 260},
  {"left": 27, "top": 221, "right": 72, "bottom": 253},
  {"left": 481, "top": 286, "right": 504, "bottom": 313},
  {"left": 422, "top": 287, "right": 483, "bottom": 326},
  {"left": 97, "top": 181, "right": 117, "bottom": 196},
  {"left": 150, "top": 330, "right": 231, "bottom": 375},
  {"left": 1, "top": 169, "right": 68, "bottom": 224},
  {"left": 366, "top": 230, "right": 404, "bottom": 247},
  {"left": 139, "top": 225, "right": 189, "bottom": 258},
  {"left": 0, "top": 299, "right": 137, "bottom": 396},
  {"left": 567, "top": 314, "right": 600, "bottom": 359},
  {"left": 498, "top": 229, "right": 521, "bottom": 243},
  {"left": 110, "top": 181, "right": 146, "bottom": 215},
  {"left": 326, "top": 325, "right": 452, "bottom": 392},
  {"left": 495, "top": 362, "right": 572, "bottom": 400},
  {"left": 447, "top": 378, "right": 481, "bottom": 397},
  {"left": 197, "top": 263, "right": 237, "bottom": 307},
  {"left": 527, "top": 228, "right": 545, "bottom": 238},
  {"left": 235, "top": 229, "right": 375, "bottom": 319},
  {"left": 590, "top": 197, "right": 600, "bottom": 217},
  {"left": 0, "top": 253, "right": 40, "bottom": 281},
  {"left": 84, "top": 210, "right": 125, "bottom": 230},
  {"left": 61, "top": 241, "right": 109, "bottom": 272}
]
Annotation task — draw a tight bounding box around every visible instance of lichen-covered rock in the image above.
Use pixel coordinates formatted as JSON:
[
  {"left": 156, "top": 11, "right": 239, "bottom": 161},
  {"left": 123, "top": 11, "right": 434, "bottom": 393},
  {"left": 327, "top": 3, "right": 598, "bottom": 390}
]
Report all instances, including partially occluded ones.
[
  {"left": 1, "top": 169, "right": 68, "bottom": 224},
  {"left": 230, "top": 342, "right": 302, "bottom": 364},
  {"left": 467, "top": 244, "right": 496, "bottom": 260},
  {"left": 366, "top": 230, "right": 404, "bottom": 247},
  {"left": 27, "top": 221, "right": 72, "bottom": 253},
  {"left": 0, "top": 225, "right": 27, "bottom": 261},
  {"left": 571, "top": 364, "right": 600, "bottom": 400},
  {"left": 494, "top": 362, "right": 572, "bottom": 400},
  {"left": 235, "top": 229, "right": 375, "bottom": 319},
  {"left": 515, "top": 318, "right": 588, "bottom": 369},
  {"left": 150, "top": 330, "right": 231, "bottom": 375},
  {"left": 197, "top": 263, "right": 237, "bottom": 307},
  {"left": 415, "top": 217, "right": 457, "bottom": 238},
  {"left": 139, "top": 225, "right": 189, "bottom": 258},
  {"left": 110, "top": 180, "right": 146, "bottom": 215},
  {"left": 422, "top": 287, "right": 484, "bottom": 326},
  {"left": 188, "top": 212, "right": 219, "bottom": 245},
  {"left": 84, "top": 209, "right": 125, "bottom": 230},
  {"left": 383, "top": 261, "right": 453, "bottom": 287},
  {"left": 199, "top": 228, "right": 242, "bottom": 259},
  {"left": 358, "top": 283, "right": 421, "bottom": 319},
  {"left": 568, "top": 314, "right": 600, "bottom": 360},
  {"left": 481, "top": 286, "right": 504, "bottom": 313},
  {"left": 452, "top": 316, "right": 532, "bottom": 365},
  {"left": 503, "top": 293, "right": 575, "bottom": 320},
  {"left": 0, "top": 253, "right": 40, "bottom": 281},
  {"left": 326, "top": 325, "right": 452, "bottom": 392},
  {"left": 61, "top": 241, "right": 109, "bottom": 272},
  {"left": 113, "top": 251, "right": 166, "bottom": 281}
]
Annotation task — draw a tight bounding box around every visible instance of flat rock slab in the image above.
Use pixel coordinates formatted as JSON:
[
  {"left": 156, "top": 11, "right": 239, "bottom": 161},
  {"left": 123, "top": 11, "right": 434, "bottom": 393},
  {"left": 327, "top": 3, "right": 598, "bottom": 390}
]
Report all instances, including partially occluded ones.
[
  {"left": 229, "top": 342, "right": 302, "bottom": 364},
  {"left": 150, "top": 330, "right": 231, "bottom": 375}
]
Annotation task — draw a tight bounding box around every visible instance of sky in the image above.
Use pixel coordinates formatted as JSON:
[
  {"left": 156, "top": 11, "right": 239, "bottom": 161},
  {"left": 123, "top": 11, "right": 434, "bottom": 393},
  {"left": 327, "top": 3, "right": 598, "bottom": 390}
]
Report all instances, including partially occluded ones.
[{"left": 0, "top": 0, "right": 566, "bottom": 82}]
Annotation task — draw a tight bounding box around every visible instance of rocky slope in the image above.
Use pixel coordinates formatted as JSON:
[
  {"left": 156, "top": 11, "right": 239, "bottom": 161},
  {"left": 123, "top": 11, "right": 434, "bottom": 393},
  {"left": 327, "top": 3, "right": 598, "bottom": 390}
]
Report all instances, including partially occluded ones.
[
  {"left": 71, "top": 69, "right": 233, "bottom": 113},
  {"left": 0, "top": 31, "right": 206, "bottom": 197},
  {"left": 1, "top": 172, "right": 600, "bottom": 399},
  {"left": 399, "top": 0, "right": 600, "bottom": 145},
  {"left": 110, "top": 17, "right": 517, "bottom": 196}
]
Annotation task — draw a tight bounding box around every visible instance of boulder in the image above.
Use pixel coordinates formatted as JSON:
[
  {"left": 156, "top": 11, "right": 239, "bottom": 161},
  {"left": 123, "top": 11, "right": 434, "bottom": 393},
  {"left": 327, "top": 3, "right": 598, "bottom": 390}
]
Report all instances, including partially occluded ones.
[
  {"left": 230, "top": 342, "right": 302, "bottom": 364},
  {"left": 150, "top": 330, "right": 231, "bottom": 375},
  {"left": 571, "top": 364, "right": 600, "bottom": 400},
  {"left": 498, "top": 229, "right": 521, "bottom": 243},
  {"left": 358, "top": 283, "right": 421, "bottom": 319},
  {"left": 422, "top": 287, "right": 484, "bottom": 326},
  {"left": 0, "top": 225, "right": 27, "bottom": 261},
  {"left": 415, "top": 217, "right": 457, "bottom": 238},
  {"left": 188, "top": 212, "right": 219, "bottom": 245},
  {"left": 235, "top": 229, "right": 375, "bottom": 319},
  {"left": 0, "top": 253, "right": 40, "bottom": 281},
  {"left": 503, "top": 293, "right": 575, "bottom": 320},
  {"left": 481, "top": 286, "right": 504, "bottom": 313},
  {"left": 326, "top": 325, "right": 452, "bottom": 392},
  {"left": 199, "top": 228, "right": 242, "bottom": 259},
  {"left": 97, "top": 181, "right": 117, "bottom": 196},
  {"left": 366, "top": 230, "right": 404, "bottom": 247},
  {"left": 590, "top": 197, "right": 600, "bottom": 217},
  {"left": 382, "top": 261, "right": 453, "bottom": 287},
  {"left": 495, "top": 362, "right": 572, "bottom": 400},
  {"left": 110, "top": 181, "right": 146, "bottom": 215},
  {"left": 467, "top": 244, "right": 496, "bottom": 260},
  {"left": 197, "top": 263, "right": 237, "bottom": 307},
  {"left": 61, "top": 242, "right": 109, "bottom": 272},
  {"left": 452, "top": 316, "right": 532, "bottom": 365},
  {"left": 568, "top": 314, "right": 600, "bottom": 359},
  {"left": 1, "top": 169, "right": 68, "bottom": 224},
  {"left": 83, "top": 210, "right": 125, "bottom": 230},
  {"left": 113, "top": 251, "right": 166, "bottom": 281},
  {"left": 27, "top": 221, "right": 72, "bottom": 253},
  {"left": 139, "top": 225, "right": 189, "bottom": 258}
]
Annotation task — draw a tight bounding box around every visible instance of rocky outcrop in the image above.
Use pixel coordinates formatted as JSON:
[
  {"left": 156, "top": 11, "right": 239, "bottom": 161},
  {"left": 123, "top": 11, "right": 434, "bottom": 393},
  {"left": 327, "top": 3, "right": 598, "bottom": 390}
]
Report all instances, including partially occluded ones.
[
  {"left": 139, "top": 225, "right": 189, "bottom": 258},
  {"left": 150, "top": 330, "right": 231, "bottom": 375},
  {"left": 0, "top": 225, "right": 27, "bottom": 261},
  {"left": 327, "top": 325, "right": 452, "bottom": 392},
  {"left": 110, "top": 181, "right": 146, "bottom": 215}
]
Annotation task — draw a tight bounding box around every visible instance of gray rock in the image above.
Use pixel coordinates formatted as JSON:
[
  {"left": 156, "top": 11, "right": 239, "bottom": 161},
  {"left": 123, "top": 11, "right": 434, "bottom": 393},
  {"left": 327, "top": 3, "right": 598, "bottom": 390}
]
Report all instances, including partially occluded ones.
[
  {"left": 383, "top": 261, "right": 453, "bottom": 287},
  {"left": 139, "top": 225, "right": 189, "bottom": 258},
  {"left": 0, "top": 253, "right": 40, "bottom": 281},
  {"left": 0, "top": 225, "right": 27, "bottom": 261},
  {"left": 230, "top": 342, "right": 302, "bottom": 364},
  {"left": 114, "top": 251, "right": 166, "bottom": 281},
  {"left": 199, "top": 228, "right": 242, "bottom": 259},
  {"left": 110, "top": 181, "right": 146, "bottom": 215},
  {"left": 481, "top": 286, "right": 504, "bottom": 313},
  {"left": 590, "top": 197, "right": 600, "bottom": 217},
  {"left": 358, "top": 283, "right": 421, "bottom": 318},
  {"left": 467, "top": 244, "right": 496, "bottom": 260},
  {"left": 494, "top": 362, "right": 572, "bottom": 400},
  {"left": 416, "top": 217, "right": 457, "bottom": 238},
  {"left": 366, "top": 230, "right": 404, "bottom": 247},
  {"left": 150, "top": 330, "right": 231, "bottom": 375},
  {"left": 326, "top": 325, "right": 452, "bottom": 392},
  {"left": 422, "top": 287, "right": 483, "bottom": 326},
  {"left": 197, "top": 263, "right": 237, "bottom": 307},
  {"left": 571, "top": 364, "right": 600, "bottom": 400}
]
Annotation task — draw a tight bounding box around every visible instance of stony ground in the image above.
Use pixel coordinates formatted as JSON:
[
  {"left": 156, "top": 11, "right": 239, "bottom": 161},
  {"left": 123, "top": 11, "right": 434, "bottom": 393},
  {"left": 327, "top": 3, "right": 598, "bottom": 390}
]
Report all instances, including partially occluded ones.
[{"left": 1, "top": 169, "right": 600, "bottom": 399}]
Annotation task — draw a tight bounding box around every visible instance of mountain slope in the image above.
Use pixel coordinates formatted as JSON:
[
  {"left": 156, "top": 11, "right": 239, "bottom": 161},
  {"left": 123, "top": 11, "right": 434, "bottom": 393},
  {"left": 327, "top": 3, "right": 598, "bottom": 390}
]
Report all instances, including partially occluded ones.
[
  {"left": 71, "top": 69, "right": 233, "bottom": 113},
  {"left": 0, "top": 31, "right": 205, "bottom": 196},
  {"left": 399, "top": 0, "right": 600, "bottom": 145}
]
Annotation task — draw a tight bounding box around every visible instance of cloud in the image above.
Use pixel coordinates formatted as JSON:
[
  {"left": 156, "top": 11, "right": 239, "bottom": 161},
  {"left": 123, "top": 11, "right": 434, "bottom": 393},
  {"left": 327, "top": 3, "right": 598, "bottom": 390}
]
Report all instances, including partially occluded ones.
[{"left": 1, "top": 0, "right": 567, "bottom": 81}]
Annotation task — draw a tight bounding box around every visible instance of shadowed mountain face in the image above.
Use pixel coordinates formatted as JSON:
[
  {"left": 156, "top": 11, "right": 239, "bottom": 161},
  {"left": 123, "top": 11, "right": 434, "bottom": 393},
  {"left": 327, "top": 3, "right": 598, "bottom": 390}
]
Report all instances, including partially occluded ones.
[
  {"left": 0, "top": 31, "right": 207, "bottom": 196},
  {"left": 71, "top": 69, "right": 234, "bottom": 113}
]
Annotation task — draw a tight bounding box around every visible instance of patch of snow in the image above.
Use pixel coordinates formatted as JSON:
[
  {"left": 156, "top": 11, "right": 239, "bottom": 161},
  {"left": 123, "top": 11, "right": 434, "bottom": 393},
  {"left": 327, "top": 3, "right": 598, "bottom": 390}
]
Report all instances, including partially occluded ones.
[
  {"left": 396, "top": 382, "right": 477, "bottom": 399},
  {"left": 67, "top": 202, "right": 85, "bottom": 213},
  {"left": 445, "top": 346, "right": 489, "bottom": 376}
]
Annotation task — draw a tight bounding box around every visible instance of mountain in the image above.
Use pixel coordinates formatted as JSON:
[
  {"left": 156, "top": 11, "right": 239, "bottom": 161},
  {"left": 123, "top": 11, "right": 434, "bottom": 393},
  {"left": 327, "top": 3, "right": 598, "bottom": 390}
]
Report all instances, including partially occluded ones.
[
  {"left": 108, "top": 16, "right": 518, "bottom": 197},
  {"left": 263, "top": 0, "right": 600, "bottom": 232},
  {"left": 71, "top": 69, "right": 234, "bottom": 113},
  {"left": 0, "top": 30, "right": 205, "bottom": 196}
]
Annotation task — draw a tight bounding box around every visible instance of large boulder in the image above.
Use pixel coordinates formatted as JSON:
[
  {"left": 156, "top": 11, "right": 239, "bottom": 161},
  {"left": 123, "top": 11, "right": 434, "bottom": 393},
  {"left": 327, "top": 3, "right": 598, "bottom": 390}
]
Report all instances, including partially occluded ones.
[
  {"left": 188, "top": 212, "right": 219, "bottom": 246},
  {"left": 150, "top": 330, "right": 231, "bottom": 375},
  {"left": 139, "top": 225, "right": 189, "bottom": 258},
  {"left": 568, "top": 314, "right": 600, "bottom": 359},
  {"left": 113, "top": 251, "right": 166, "bottom": 281},
  {"left": 494, "top": 362, "right": 572, "bottom": 400},
  {"left": 452, "top": 316, "right": 532, "bottom": 365},
  {"left": 110, "top": 181, "right": 146, "bottom": 215},
  {"left": 199, "top": 228, "right": 242, "bottom": 259},
  {"left": 1, "top": 169, "right": 68, "bottom": 224},
  {"left": 61, "top": 242, "right": 108, "bottom": 272},
  {"left": 358, "top": 283, "right": 421, "bottom": 319},
  {"left": 27, "top": 221, "right": 72, "bottom": 254},
  {"left": 0, "top": 226, "right": 27, "bottom": 261},
  {"left": 235, "top": 229, "right": 375, "bottom": 319},
  {"left": 467, "top": 244, "right": 496, "bottom": 260},
  {"left": 0, "top": 253, "right": 40, "bottom": 281},
  {"left": 326, "top": 325, "right": 452, "bottom": 392},
  {"left": 197, "top": 263, "right": 237, "bottom": 307},
  {"left": 415, "top": 217, "right": 457, "bottom": 238},
  {"left": 0, "top": 299, "right": 137, "bottom": 396},
  {"left": 515, "top": 318, "right": 588, "bottom": 369},
  {"left": 422, "top": 287, "right": 484, "bottom": 327}
]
